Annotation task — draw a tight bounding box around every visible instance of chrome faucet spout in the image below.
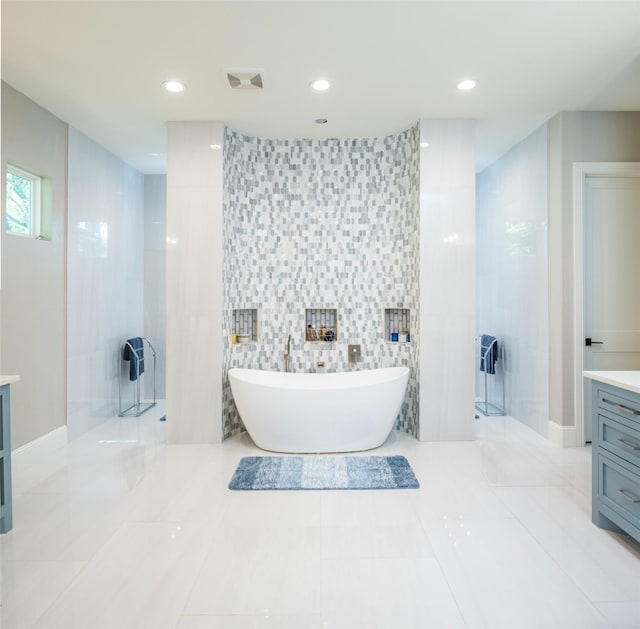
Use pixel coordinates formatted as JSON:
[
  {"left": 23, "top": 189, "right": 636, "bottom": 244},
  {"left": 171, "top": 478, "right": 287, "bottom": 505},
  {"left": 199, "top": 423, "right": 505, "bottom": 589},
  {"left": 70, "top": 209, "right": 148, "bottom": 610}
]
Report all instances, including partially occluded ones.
[{"left": 283, "top": 334, "right": 292, "bottom": 372}]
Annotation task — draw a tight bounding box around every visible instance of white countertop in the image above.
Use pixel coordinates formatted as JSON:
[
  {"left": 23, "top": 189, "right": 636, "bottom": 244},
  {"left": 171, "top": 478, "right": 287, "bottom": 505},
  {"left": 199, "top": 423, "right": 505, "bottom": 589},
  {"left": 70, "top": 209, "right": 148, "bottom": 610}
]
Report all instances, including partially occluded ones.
[
  {"left": 583, "top": 370, "right": 640, "bottom": 395},
  {"left": 0, "top": 375, "right": 20, "bottom": 387}
]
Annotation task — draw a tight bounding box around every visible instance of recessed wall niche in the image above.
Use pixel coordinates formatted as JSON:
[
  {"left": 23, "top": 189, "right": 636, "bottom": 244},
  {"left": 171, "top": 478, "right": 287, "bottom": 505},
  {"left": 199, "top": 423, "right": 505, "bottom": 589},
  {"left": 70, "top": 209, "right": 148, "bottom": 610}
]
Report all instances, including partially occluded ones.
[
  {"left": 305, "top": 308, "right": 337, "bottom": 342},
  {"left": 384, "top": 308, "right": 411, "bottom": 342},
  {"left": 231, "top": 308, "right": 258, "bottom": 343}
]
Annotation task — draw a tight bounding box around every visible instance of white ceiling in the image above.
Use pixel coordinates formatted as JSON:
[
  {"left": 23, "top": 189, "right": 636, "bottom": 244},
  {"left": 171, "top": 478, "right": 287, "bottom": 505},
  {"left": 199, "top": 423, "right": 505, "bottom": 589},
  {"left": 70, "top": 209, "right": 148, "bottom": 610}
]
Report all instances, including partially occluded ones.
[{"left": 3, "top": 1, "right": 640, "bottom": 174}]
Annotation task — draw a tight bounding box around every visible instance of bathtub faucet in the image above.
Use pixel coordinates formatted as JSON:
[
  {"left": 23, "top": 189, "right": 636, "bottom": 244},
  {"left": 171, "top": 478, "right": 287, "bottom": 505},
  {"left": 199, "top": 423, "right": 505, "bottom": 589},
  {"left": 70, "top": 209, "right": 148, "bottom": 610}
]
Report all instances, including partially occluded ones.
[{"left": 283, "top": 334, "right": 292, "bottom": 372}]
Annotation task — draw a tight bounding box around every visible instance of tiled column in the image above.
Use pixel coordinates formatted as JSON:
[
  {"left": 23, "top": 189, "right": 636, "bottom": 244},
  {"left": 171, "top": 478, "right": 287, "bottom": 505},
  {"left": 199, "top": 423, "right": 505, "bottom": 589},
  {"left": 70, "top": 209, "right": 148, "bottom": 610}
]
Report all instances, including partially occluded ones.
[
  {"left": 166, "top": 122, "right": 223, "bottom": 443},
  {"left": 419, "top": 120, "right": 476, "bottom": 440}
]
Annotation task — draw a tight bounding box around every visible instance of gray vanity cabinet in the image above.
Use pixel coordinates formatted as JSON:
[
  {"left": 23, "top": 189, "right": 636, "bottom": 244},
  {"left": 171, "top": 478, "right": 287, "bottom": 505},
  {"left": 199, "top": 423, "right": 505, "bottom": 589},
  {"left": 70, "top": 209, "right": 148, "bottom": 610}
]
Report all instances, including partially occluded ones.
[
  {"left": 0, "top": 384, "right": 13, "bottom": 533},
  {"left": 592, "top": 381, "right": 640, "bottom": 543}
]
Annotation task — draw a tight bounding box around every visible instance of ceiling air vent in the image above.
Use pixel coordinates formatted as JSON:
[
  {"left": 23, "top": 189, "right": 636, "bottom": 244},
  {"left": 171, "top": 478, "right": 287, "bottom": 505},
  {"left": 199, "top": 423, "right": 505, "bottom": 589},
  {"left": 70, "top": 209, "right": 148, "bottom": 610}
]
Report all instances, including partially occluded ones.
[{"left": 225, "top": 68, "right": 265, "bottom": 90}]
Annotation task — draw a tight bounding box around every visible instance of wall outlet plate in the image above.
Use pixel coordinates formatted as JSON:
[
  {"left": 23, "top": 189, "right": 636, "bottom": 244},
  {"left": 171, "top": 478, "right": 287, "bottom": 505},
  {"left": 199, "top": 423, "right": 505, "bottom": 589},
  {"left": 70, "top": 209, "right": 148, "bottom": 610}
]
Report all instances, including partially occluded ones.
[{"left": 348, "top": 344, "right": 361, "bottom": 363}]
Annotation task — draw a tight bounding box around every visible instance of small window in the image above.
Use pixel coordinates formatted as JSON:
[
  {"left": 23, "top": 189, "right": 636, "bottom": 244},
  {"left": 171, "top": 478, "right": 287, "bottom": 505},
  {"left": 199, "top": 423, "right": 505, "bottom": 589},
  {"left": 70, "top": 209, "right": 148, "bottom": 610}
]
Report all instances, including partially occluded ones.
[{"left": 5, "top": 164, "right": 42, "bottom": 237}]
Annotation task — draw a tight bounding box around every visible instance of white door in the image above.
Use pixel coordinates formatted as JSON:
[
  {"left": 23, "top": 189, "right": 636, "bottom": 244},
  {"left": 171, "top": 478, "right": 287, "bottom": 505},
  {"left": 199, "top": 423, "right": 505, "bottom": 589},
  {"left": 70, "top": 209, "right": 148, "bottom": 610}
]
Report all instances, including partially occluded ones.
[{"left": 583, "top": 175, "right": 640, "bottom": 442}]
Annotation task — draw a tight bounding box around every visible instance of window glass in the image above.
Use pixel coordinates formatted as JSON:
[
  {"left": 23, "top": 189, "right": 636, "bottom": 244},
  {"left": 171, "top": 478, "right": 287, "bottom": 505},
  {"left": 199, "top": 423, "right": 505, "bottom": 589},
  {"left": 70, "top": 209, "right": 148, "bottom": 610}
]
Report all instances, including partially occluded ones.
[{"left": 6, "top": 165, "right": 41, "bottom": 237}]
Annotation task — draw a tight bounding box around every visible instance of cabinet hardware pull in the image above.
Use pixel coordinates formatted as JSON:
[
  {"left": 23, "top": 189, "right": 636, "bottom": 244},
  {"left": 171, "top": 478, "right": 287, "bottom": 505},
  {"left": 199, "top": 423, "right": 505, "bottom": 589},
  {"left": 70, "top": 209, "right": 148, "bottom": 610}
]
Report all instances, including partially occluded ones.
[
  {"left": 616, "top": 438, "right": 640, "bottom": 452},
  {"left": 616, "top": 488, "right": 640, "bottom": 504},
  {"left": 602, "top": 399, "right": 640, "bottom": 416}
]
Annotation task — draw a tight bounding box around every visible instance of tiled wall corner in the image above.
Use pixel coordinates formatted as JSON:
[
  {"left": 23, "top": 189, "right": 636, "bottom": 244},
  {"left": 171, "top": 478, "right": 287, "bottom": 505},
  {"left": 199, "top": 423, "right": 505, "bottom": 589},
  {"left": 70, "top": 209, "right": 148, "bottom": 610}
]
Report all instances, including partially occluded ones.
[{"left": 223, "top": 126, "right": 420, "bottom": 439}]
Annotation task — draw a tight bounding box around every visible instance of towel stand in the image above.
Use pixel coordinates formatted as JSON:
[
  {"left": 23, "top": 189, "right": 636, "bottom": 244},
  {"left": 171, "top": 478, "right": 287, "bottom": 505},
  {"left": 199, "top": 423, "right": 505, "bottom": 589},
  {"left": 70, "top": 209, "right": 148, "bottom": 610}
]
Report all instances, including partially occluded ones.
[
  {"left": 475, "top": 335, "right": 506, "bottom": 416},
  {"left": 118, "top": 337, "right": 156, "bottom": 417}
]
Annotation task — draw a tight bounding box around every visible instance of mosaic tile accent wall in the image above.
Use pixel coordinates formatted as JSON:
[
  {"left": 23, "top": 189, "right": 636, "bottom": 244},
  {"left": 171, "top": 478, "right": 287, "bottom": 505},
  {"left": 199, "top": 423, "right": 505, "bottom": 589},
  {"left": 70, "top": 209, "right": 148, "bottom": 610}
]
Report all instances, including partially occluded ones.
[{"left": 223, "top": 126, "right": 420, "bottom": 439}]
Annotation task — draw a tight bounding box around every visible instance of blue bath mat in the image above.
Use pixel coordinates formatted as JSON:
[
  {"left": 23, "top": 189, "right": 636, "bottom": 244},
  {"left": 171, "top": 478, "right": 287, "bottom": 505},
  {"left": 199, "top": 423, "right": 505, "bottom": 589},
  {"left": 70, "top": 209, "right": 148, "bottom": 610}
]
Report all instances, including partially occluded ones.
[{"left": 229, "top": 455, "right": 419, "bottom": 490}]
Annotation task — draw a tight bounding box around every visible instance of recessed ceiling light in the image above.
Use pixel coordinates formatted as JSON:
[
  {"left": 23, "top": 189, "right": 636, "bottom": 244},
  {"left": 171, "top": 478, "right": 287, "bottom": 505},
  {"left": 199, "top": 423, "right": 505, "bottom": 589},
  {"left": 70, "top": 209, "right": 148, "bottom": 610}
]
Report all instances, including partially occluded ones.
[
  {"left": 457, "top": 79, "right": 477, "bottom": 91},
  {"left": 209, "top": 144, "right": 222, "bottom": 150},
  {"left": 311, "top": 79, "right": 331, "bottom": 92},
  {"left": 420, "top": 142, "right": 429, "bottom": 148},
  {"left": 315, "top": 118, "right": 328, "bottom": 125},
  {"left": 163, "top": 80, "right": 185, "bottom": 93}
]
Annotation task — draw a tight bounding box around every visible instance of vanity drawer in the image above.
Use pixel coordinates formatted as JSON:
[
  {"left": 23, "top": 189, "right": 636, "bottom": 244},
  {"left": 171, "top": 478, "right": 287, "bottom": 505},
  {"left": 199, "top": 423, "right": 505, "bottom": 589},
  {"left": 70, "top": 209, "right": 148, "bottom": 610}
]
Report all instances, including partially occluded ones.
[
  {"left": 598, "top": 412, "right": 640, "bottom": 467},
  {"left": 597, "top": 453, "right": 640, "bottom": 526},
  {"left": 597, "top": 388, "right": 640, "bottom": 426}
]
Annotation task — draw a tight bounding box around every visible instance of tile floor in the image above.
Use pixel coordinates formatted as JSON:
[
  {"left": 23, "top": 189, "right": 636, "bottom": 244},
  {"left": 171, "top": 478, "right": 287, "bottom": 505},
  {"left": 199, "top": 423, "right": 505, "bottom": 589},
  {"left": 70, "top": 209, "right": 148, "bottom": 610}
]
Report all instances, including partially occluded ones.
[{"left": 1, "top": 404, "right": 639, "bottom": 628}]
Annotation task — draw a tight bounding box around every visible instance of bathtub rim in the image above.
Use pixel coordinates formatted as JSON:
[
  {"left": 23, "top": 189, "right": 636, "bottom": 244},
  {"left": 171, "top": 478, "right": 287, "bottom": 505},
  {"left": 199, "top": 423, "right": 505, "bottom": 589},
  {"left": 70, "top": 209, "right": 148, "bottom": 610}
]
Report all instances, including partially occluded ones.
[{"left": 228, "top": 365, "right": 409, "bottom": 391}]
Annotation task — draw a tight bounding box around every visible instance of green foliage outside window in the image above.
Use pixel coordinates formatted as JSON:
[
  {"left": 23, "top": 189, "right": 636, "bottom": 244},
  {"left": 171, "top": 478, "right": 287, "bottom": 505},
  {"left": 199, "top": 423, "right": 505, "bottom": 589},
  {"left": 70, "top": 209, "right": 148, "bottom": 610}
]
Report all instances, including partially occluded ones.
[{"left": 6, "top": 166, "right": 36, "bottom": 236}]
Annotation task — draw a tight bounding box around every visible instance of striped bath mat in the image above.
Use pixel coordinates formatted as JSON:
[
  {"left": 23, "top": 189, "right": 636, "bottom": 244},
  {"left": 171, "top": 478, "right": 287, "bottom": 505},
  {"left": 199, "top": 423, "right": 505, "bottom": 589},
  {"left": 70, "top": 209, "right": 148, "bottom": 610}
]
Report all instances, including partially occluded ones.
[{"left": 229, "top": 455, "right": 419, "bottom": 490}]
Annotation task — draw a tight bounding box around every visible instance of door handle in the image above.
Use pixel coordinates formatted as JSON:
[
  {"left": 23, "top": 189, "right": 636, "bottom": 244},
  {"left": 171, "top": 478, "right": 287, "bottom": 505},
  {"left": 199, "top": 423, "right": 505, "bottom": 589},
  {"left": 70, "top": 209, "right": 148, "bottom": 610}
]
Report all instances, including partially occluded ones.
[{"left": 585, "top": 338, "right": 603, "bottom": 346}]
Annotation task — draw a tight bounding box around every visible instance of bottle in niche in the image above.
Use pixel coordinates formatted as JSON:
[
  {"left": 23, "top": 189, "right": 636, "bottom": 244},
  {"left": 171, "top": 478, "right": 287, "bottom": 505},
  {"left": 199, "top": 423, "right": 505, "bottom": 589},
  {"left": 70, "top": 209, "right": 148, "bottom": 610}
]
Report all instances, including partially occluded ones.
[
  {"left": 391, "top": 330, "right": 399, "bottom": 342},
  {"left": 307, "top": 324, "right": 314, "bottom": 341},
  {"left": 320, "top": 324, "right": 326, "bottom": 341}
]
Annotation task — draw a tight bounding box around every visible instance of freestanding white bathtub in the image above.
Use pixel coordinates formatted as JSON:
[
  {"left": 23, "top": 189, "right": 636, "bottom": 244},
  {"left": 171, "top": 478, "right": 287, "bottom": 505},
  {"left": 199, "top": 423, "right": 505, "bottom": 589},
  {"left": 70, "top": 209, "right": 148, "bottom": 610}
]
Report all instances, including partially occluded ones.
[{"left": 228, "top": 366, "right": 409, "bottom": 453}]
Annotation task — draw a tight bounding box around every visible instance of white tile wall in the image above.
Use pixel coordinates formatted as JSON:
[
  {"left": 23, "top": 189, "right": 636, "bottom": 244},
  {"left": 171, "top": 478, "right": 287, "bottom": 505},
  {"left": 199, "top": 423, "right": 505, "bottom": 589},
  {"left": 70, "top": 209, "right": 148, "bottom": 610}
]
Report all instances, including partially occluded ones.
[
  {"left": 476, "top": 124, "right": 549, "bottom": 436},
  {"left": 144, "top": 175, "right": 166, "bottom": 399},
  {"left": 67, "top": 127, "right": 145, "bottom": 439}
]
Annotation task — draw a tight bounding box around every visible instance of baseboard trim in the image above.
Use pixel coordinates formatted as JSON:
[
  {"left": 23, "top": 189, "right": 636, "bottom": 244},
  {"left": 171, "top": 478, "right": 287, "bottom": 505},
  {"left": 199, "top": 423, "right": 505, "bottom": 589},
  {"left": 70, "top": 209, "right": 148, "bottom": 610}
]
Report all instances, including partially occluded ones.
[
  {"left": 12, "top": 425, "right": 68, "bottom": 458},
  {"left": 548, "top": 420, "right": 581, "bottom": 447}
]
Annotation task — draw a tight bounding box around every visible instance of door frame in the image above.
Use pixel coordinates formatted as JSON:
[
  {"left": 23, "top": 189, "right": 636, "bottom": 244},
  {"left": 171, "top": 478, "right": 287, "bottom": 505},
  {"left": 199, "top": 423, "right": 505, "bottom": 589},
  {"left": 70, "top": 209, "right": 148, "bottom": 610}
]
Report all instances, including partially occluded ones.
[{"left": 573, "top": 162, "right": 640, "bottom": 446}]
